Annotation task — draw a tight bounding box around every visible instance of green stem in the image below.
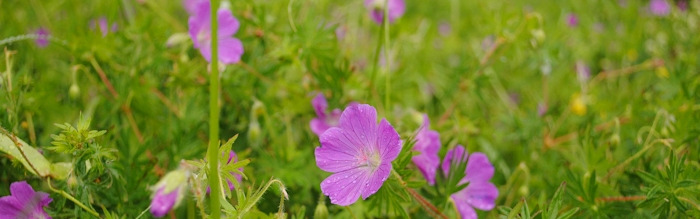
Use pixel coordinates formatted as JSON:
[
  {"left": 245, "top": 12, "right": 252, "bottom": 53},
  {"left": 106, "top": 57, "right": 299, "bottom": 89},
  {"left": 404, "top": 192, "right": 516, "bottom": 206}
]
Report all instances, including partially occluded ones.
[
  {"left": 47, "top": 178, "right": 100, "bottom": 218},
  {"left": 368, "top": 18, "right": 385, "bottom": 101},
  {"left": 208, "top": 0, "right": 222, "bottom": 217},
  {"left": 382, "top": 0, "right": 391, "bottom": 114}
]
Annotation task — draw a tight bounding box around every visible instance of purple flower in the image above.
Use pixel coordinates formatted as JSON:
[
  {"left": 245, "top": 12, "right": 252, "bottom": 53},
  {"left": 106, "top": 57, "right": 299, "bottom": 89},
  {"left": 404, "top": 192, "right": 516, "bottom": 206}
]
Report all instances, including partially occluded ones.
[
  {"left": 364, "top": 0, "right": 406, "bottom": 24},
  {"left": 650, "top": 0, "right": 671, "bottom": 16},
  {"left": 567, "top": 13, "right": 578, "bottom": 27},
  {"left": 183, "top": 0, "right": 207, "bottom": 15},
  {"left": 35, "top": 28, "right": 49, "bottom": 48},
  {"left": 309, "top": 93, "right": 342, "bottom": 136},
  {"left": 576, "top": 61, "right": 590, "bottom": 83},
  {"left": 0, "top": 181, "right": 53, "bottom": 219},
  {"left": 537, "top": 101, "right": 548, "bottom": 117},
  {"left": 90, "top": 17, "right": 118, "bottom": 37},
  {"left": 315, "top": 104, "right": 402, "bottom": 206},
  {"left": 150, "top": 187, "right": 180, "bottom": 218},
  {"left": 412, "top": 114, "right": 441, "bottom": 185},
  {"left": 207, "top": 150, "right": 243, "bottom": 193},
  {"left": 442, "top": 146, "right": 498, "bottom": 219},
  {"left": 438, "top": 21, "right": 451, "bottom": 36},
  {"left": 150, "top": 168, "right": 189, "bottom": 218},
  {"left": 188, "top": 1, "right": 244, "bottom": 64}
]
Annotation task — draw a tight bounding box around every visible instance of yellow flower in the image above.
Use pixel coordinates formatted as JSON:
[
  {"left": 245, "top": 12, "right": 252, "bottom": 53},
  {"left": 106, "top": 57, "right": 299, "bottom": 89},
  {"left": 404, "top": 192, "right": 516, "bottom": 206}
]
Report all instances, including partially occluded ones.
[{"left": 570, "top": 93, "right": 587, "bottom": 116}]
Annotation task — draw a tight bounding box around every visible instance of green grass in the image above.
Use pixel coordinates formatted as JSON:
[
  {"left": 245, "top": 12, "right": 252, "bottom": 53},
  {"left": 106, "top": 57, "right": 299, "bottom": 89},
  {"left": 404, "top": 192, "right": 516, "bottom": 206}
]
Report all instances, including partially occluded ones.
[{"left": 1, "top": 0, "right": 699, "bottom": 218}]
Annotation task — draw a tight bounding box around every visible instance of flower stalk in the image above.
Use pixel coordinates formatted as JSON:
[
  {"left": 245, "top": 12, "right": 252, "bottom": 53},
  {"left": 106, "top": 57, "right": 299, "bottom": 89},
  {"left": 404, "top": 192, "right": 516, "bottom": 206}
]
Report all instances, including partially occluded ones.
[{"left": 208, "top": 0, "right": 222, "bottom": 217}]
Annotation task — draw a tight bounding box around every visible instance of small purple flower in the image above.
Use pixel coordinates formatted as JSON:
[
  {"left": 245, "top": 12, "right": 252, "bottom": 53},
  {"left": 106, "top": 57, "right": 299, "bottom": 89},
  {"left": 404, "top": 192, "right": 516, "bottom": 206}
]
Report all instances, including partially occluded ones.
[
  {"left": 412, "top": 114, "right": 441, "bottom": 185},
  {"left": 90, "top": 17, "right": 118, "bottom": 37},
  {"left": 35, "top": 28, "right": 49, "bottom": 48},
  {"left": 650, "top": 0, "right": 671, "bottom": 16},
  {"left": 364, "top": 0, "right": 406, "bottom": 24},
  {"left": 677, "top": 0, "right": 688, "bottom": 11},
  {"left": 150, "top": 187, "right": 180, "bottom": 218},
  {"left": 442, "top": 145, "right": 498, "bottom": 219},
  {"left": 207, "top": 150, "right": 243, "bottom": 193},
  {"left": 150, "top": 167, "right": 189, "bottom": 218},
  {"left": 567, "top": 13, "right": 579, "bottom": 27},
  {"left": 576, "top": 61, "right": 590, "bottom": 83},
  {"left": 309, "top": 93, "right": 342, "bottom": 136},
  {"left": 188, "top": 1, "right": 244, "bottom": 64},
  {"left": 315, "top": 104, "right": 402, "bottom": 206},
  {"left": 438, "top": 21, "right": 451, "bottom": 36},
  {"left": 0, "top": 181, "right": 53, "bottom": 219},
  {"left": 537, "top": 101, "right": 548, "bottom": 117}
]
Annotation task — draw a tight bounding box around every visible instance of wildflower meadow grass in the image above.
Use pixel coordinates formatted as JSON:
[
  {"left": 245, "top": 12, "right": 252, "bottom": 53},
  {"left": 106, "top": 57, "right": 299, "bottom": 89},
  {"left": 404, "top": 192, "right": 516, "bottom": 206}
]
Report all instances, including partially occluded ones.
[{"left": 1, "top": 0, "right": 699, "bottom": 218}]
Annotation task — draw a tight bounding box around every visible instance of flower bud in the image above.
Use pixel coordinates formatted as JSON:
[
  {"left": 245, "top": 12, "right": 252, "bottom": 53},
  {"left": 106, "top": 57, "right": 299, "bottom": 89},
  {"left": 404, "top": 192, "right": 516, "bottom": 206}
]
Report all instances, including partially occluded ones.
[
  {"left": 313, "top": 201, "right": 329, "bottom": 219},
  {"left": 69, "top": 84, "right": 80, "bottom": 99},
  {"left": 150, "top": 165, "right": 190, "bottom": 218}
]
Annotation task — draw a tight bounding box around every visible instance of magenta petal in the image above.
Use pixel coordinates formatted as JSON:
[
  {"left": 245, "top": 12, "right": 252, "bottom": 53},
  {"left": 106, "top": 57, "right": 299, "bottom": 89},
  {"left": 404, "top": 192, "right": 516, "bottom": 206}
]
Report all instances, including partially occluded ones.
[
  {"left": 376, "top": 119, "right": 401, "bottom": 161},
  {"left": 441, "top": 145, "right": 468, "bottom": 177},
  {"left": 183, "top": 0, "right": 206, "bottom": 15},
  {"left": 218, "top": 37, "right": 244, "bottom": 64},
  {"left": 365, "top": 0, "right": 406, "bottom": 24},
  {"left": 0, "top": 181, "right": 52, "bottom": 219},
  {"left": 35, "top": 28, "right": 49, "bottom": 48},
  {"left": 338, "top": 104, "right": 378, "bottom": 149},
  {"left": 150, "top": 188, "right": 179, "bottom": 218},
  {"left": 320, "top": 168, "right": 370, "bottom": 206},
  {"left": 454, "top": 182, "right": 499, "bottom": 211},
  {"left": 412, "top": 154, "right": 440, "bottom": 185},
  {"left": 312, "top": 94, "right": 328, "bottom": 119},
  {"left": 454, "top": 201, "right": 477, "bottom": 219},
  {"left": 217, "top": 9, "right": 240, "bottom": 37},
  {"left": 316, "top": 128, "right": 362, "bottom": 172},
  {"left": 465, "top": 152, "right": 495, "bottom": 182},
  {"left": 412, "top": 114, "right": 441, "bottom": 185},
  {"left": 361, "top": 163, "right": 391, "bottom": 199},
  {"left": 310, "top": 118, "right": 331, "bottom": 136}
]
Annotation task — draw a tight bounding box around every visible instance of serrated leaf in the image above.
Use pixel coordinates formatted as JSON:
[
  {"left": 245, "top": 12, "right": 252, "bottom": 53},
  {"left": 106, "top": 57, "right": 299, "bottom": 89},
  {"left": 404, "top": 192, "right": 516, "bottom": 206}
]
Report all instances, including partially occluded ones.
[{"left": 546, "top": 181, "right": 567, "bottom": 219}]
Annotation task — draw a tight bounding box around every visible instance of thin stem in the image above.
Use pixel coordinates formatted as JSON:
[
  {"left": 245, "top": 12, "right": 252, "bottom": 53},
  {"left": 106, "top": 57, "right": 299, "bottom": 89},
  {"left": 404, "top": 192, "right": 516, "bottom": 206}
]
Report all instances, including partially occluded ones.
[
  {"left": 391, "top": 170, "right": 448, "bottom": 219},
  {"left": 368, "top": 18, "right": 385, "bottom": 101},
  {"left": 47, "top": 178, "right": 100, "bottom": 217},
  {"left": 208, "top": 0, "right": 222, "bottom": 217},
  {"left": 604, "top": 110, "right": 664, "bottom": 180},
  {"left": 382, "top": 0, "right": 391, "bottom": 114}
]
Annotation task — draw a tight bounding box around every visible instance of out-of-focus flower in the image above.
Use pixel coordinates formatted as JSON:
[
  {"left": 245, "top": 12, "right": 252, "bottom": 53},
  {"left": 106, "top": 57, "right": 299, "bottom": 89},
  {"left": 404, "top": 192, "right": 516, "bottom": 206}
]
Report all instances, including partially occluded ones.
[
  {"left": 650, "top": 0, "right": 671, "bottom": 16},
  {"left": 207, "top": 150, "right": 244, "bottom": 193},
  {"left": 567, "top": 13, "right": 579, "bottom": 27},
  {"left": 364, "top": 0, "right": 406, "bottom": 24},
  {"left": 0, "top": 181, "right": 53, "bottom": 219},
  {"left": 441, "top": 146, "right": 498, "bottom": 219},
  {"left": 150, "top": 166, "right": 190, "bottom": 218},
  {"left": 576, "top": 61, "right": 591, "bottom": 83},
  {"left": 315, "top": 104, "right": 402, "bottom": 206},
  {"left": 90, "top": 17, "right": 118, "bottom": 37},
  {"left": 188, "top": 1, "right": 244, "bottom": 64},
  {"left": 35, "top": 28, "right": 49, "bottom": 48},
  {"left": 183, "top": 0, "right": 207, "bottom": 15},
  {"left": 412, "top": 114, "right": 441, "bottom": 185},
  {"left": 537, "top": 101, "right": 548, "bottom": 117},
  {"left": 309, "top": 93, "right": 342, "bottom": 136},
  {"left": 438, "top": 21, "right": 451, "bottom": 36},
  {"left": 570, "top": 93, "right": 587, "bottom": 116}
]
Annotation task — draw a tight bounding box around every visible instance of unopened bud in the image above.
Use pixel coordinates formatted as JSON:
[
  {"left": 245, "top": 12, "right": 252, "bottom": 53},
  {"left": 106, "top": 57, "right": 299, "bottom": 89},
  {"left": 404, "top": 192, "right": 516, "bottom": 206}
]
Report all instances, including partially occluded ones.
[
  {"left": 69, "top": 84, "right": 80, "bottom": 99},
  {"left": 313, "top": 201, "right": 329, "bottom": 219}
]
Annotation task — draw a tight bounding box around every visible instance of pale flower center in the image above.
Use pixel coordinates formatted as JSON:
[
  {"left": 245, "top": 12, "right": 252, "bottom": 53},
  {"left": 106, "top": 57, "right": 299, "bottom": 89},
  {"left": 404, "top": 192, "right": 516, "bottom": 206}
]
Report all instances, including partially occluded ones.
[{"left": 357, "top": 149, "right": 382, "bottom": 171}]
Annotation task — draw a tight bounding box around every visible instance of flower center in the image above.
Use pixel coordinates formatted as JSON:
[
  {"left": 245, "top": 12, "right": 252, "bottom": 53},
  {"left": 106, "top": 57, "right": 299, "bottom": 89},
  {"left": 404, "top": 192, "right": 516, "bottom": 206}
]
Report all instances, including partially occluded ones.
[{"left": 358, "top": 149, "right": 382, "bottom": 171}]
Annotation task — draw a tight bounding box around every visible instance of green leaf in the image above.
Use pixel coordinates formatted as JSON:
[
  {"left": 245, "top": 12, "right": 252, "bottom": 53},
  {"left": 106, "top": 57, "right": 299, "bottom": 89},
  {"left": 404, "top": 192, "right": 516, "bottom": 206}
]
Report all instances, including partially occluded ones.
[
  {"left": 50, "top": 162, "right": 72, "bottom": 179},
  {"left": 558, "top": 207, "right": 580, "bottom": 219},
  {"left": 0, "top": 131, "right": 52, "bottom": 177},
  {"left": 545, "top": 181, "right": 567, "bottom": 219}
]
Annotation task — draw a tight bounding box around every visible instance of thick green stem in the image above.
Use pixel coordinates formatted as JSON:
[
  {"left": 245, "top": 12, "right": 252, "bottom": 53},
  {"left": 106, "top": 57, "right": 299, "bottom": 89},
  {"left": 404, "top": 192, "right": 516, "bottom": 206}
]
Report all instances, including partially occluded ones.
[
  {"left": 208, "top": 0, "right": 222, "bottom": 217},
  {"left": 368, "top": 18, "right": 385, "bottom": 101}
]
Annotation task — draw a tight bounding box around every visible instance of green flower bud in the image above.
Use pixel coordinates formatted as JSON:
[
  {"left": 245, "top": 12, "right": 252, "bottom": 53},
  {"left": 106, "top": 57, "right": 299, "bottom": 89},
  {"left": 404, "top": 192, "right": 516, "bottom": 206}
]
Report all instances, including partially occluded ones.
[
  {"left": 69, "top": 84, "right": 80, "bottom": 99},
  {"left": 313, "top": 201, "right": 329, "bottom": 219}
]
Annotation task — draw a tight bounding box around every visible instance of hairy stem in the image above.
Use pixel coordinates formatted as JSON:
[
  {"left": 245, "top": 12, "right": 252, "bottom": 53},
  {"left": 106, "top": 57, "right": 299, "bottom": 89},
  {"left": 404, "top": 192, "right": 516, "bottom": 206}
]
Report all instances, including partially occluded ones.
[
  {"left": 391, "top": 170, "right": 448, "bottom": 219},
  {"left": 208, "top": 0, "right": 222, "bottom": 217},
  {"left": 47, "top": 178, "right": 100, "bottom": 217}
]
